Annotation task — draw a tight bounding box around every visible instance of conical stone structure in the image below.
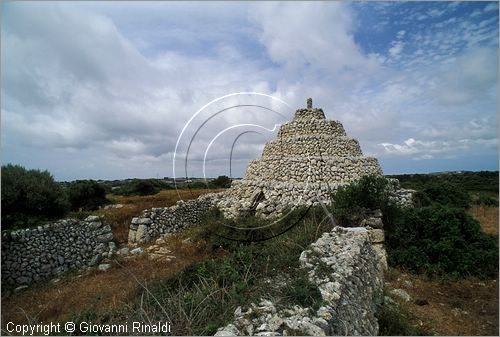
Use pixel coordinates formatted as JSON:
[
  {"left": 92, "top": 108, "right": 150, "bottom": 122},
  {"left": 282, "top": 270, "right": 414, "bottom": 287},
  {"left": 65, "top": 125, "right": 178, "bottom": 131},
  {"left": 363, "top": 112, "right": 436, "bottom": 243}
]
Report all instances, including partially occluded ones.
[{"left": 219, "top": 98, "right": 383, "bottom": 218}]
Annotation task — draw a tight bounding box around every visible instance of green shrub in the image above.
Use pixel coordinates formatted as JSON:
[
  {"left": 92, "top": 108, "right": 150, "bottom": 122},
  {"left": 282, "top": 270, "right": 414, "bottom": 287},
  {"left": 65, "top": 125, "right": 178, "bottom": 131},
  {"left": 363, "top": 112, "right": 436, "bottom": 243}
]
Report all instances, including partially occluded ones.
[
  {"left": 385, "top": 205, "right": 498, "bottom": 278},
  {"left": 113, "top": 179, "right": 168, "bottom": 196},
  {"left": 209, "top": 175, "right": 232, "bottom": 188},
  {"left": 387, "top": 171, "right": 499, "bottom": 194},
  {"left": 1, "top": 164, "right": 70, "bottom": 229},
  {"left": 282, "top": 274, "right": 322, "bottom": 310},
  {"left": 420, "top": 181, "right": 471, "bottom": 208},
  {"left": 198, "top": 206, "right": 313, "bottom": 249},
  {"left": 473, "top": 193, "right": 498, "bottom": 206},
  {"left": 188, "top": 181, "right": 208, "bottom": 189},
  {"left": 68, "top": 180, "right": 109, "bottom": 211},
  {"left": 331, "top": 175, "right": 393, "bottom": 226},
  {"left": 411, "top": 190, "right": 432, "bottom": 208},
  {"left": 376, "top": 300, "right": 427, "bottom": 336}
]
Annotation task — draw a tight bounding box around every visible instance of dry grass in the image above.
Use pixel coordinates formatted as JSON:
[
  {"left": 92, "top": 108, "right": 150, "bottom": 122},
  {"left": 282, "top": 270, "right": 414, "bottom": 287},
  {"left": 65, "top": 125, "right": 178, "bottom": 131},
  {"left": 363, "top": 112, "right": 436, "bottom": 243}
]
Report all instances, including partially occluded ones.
[
  {"left": 1, "top": 228, "right": 212, "bottom": 329},
  {"left": 385, "top": 268, "right": 498, "bottom": 336},
  {"left": 468, "top": 205, "right": 499, "bottom": 236},
  {"left": 97, "top": 188, "right": 223, "bottom": 243}
]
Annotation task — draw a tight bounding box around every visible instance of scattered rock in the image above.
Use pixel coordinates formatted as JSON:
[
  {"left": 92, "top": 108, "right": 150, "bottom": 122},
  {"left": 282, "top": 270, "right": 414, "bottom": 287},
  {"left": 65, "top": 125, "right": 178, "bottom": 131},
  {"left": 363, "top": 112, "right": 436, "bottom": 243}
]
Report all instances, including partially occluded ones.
[
  {"left": 403, "top": 280, "right": 413, "bottom": 288},
  {"left": 215, "top": 323, "right": 240, "bottom": 336},
  {"left": 390, "top": 288, "right": 412, "bottom": 302},
  {"left": 117, "top": 247, "right": 130, "bottom": 256},
  {"left": 363, "top": 217, "right": 384, "bottom": 229},
  {"left": 85, "top": 215, "right": 100, "bottom": 222},
  {"left": 98, "top": 264, "right": 111, "bottom": 271},
  {"left": 89, "top": 254, "right": 102, "bottom": 267},
  {"left": 130, "top": 247, "right": 144, "bottom": 255},
  {"left": 216, "top": 227, "right": 384, "bottom": 336}
]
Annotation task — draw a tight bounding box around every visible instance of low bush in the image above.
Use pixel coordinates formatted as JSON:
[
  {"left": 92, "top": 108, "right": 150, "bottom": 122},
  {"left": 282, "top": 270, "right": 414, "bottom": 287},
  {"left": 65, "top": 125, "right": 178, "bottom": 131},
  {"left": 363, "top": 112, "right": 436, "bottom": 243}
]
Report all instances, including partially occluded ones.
[
  {"left": 68, "top": 180, "right": 109, "bottom": 211},
  {"left": 198, "top": 206, "right": 315, "bottom": 249},
  {"left": 385, "top": 205, "right": 498, "bottom": 278},
  {"left": 419, "top": 181, "right": 471, "bottom": 208},
  {"left": 332, "top": 175, "right": 498, "bottom": 279},
  {"left": 1, "top": 164, "right": 70, "bottom": 229},
  {"left": 209, "top": 175, "right": 232, "bottom": 188},
  {"left": 113, "top": 179, "right": 171, "bottom": 196},
  {"left": 376, "top": 300, "right": 428, "bottom": 336},
  {"left": 473, "top": 193, "right": 498, "bottom": 206},
  {"left": 388, "top": 171, "right": 499, "bottom": 194},
  {"left": 331, "top": 175, "right": 395, "bottom": 227}
]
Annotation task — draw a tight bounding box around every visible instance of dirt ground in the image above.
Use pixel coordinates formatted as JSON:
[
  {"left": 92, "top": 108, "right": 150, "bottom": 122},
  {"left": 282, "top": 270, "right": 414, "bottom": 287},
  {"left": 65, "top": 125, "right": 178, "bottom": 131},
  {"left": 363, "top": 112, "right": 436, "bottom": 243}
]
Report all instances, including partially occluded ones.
[{"left": 386, "top": 269, "right": 498, "bottom": 336}]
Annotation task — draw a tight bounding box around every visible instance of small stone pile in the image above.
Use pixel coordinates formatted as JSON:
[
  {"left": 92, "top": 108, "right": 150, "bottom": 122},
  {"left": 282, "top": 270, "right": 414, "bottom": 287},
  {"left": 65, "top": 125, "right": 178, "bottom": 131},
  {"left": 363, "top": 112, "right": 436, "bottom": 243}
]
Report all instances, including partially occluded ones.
[
  {"left": 1, "top": 216, "right": 114, "bottom": 286},
  {"left": 219, "top": 99, "right": 384, "bottom": 218},
  {"left": 215, "top": 226, "right": 385, "bottom": 336}
]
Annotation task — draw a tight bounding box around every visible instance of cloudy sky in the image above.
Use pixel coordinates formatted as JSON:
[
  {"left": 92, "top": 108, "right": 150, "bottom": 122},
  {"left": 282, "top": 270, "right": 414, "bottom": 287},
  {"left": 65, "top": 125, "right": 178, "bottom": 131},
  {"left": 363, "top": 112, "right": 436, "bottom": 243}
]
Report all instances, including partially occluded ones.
[{"left": 1, "top": 1, "right": 498, "bottom": 181}]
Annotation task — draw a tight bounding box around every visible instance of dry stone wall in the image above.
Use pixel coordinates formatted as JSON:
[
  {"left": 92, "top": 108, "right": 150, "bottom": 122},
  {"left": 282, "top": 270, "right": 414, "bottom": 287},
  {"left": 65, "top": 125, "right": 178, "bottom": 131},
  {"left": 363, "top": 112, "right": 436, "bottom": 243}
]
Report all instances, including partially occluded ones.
[
  {"left": 215, "top": 226, "right": 386, "bottom": 336},
  {"left": 1, "top": 216, "right": 114, "bottom": 286},
  {"left": 128, "top": 192, "right": 225, "bottom": 244}
]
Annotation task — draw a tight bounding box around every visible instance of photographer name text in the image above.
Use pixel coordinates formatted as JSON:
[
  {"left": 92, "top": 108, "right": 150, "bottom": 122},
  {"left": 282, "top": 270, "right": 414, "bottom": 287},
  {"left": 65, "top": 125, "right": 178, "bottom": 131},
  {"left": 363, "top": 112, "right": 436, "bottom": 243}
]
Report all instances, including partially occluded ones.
[{"left": 6, "top": 321, "right": 172, "bottom": 335}]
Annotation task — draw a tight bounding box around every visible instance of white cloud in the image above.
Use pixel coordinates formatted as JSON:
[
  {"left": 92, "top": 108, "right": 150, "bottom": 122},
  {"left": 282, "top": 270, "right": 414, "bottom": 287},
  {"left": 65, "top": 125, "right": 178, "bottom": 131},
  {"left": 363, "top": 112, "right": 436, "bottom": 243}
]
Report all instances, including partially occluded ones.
[
  {"left": 388, "top": 41, "right": 405, "bottom": 58},
  {"left": 484, "top": 2, "right": 499, "bottom": 12},
  {"left": 1, "top": 3, "right": 288, "bottom": 179},
  {"left": 471, "top": 9, "right": 483, "bottom": 17},
  {"left": 379, "top": 137, "right": 498, "bottom": 160},
  {"left": 251, "top": 2, "right": 380, "bottom": 76},
  {"left": 428, "top": 9, "right": 445, "bottom": 18}
]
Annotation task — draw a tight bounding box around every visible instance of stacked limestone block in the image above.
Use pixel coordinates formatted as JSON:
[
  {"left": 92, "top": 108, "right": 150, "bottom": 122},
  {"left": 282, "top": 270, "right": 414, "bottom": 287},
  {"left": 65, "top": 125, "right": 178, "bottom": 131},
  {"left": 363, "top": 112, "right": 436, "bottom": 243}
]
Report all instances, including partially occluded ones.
[
  {"left": 2, "top": 216, "right": 114, "bottom": 286},
  {"left": 220, "top": 99, "right": 383, "bottom": 218},
  {"left": 215, "top": 226, "right": 385, "bottom": 336}
]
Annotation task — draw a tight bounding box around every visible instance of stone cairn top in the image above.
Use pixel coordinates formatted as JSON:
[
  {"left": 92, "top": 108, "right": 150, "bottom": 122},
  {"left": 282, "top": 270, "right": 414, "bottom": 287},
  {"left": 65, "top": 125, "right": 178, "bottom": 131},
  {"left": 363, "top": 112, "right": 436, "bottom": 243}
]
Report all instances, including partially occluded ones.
[{"left": 219, "top": 98, "right": 383, "bottom": 218}]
